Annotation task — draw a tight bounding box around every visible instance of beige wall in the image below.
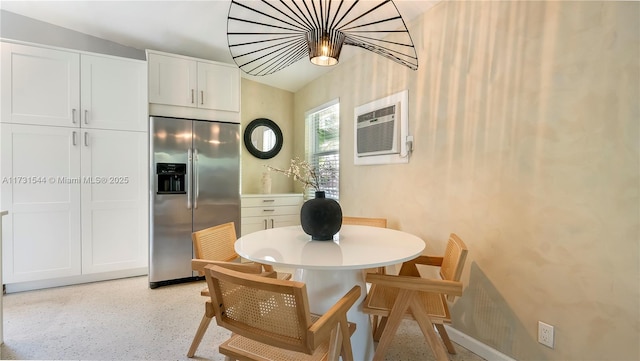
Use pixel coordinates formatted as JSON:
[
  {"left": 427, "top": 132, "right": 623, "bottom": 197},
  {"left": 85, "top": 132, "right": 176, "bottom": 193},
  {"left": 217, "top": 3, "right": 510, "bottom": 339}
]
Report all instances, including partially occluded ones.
[
  {"left": 291, "top": 1, "right": 639, "bottom": 360},
  {"left": 240, "top": 78, "right": 296, "bottom": 194}
]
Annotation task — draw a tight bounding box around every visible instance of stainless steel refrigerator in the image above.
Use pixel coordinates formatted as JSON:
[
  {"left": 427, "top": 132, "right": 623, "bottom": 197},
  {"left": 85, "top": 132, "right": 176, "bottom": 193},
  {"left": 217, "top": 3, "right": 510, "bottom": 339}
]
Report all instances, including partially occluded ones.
[{"left": 149, "top": 116, "right": 240, "bottom": 288}]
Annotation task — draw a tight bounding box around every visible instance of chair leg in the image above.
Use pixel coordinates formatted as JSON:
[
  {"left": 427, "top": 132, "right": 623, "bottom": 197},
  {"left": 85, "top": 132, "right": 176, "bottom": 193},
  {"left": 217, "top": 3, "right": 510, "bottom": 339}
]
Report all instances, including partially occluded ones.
[
  {"left": 434, "top": 324, "right": 456, "bottom": 354},
  {"left": 373, "top": 316, "right": 388, "bottom": 341},
  {"left": 371, "top": 315, "right": 380, "bottom": 335},
  {"left": 187, "top": 301, "right": 215, "bottom": 358},
  {"left": 410, "top": 298, "right": 449, "bottom": 361},
  {"left": 339, "top": 317, "right": 354, "bottom": 361},
  {"left": 373, "top": 290, "right": 412, "bottom": 361},
  {"left": 327, "top": 325, "right": 342, "bottom": 361}
]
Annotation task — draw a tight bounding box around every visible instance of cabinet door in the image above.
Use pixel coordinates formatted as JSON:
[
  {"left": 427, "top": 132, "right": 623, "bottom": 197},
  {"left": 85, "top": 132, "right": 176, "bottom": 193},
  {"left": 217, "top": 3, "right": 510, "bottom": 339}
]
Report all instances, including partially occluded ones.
[
  {"left": 80, "top": 55, "right": 147, "bottom": 131},
  {"left": 1, "top": 43, "right": 80, "bottom": 127},
  {"left": 80, "top": 129, "right": 148, "bottom": 274},
  {"left": 240, "top": 217, "right": 268, "bottom": 236},
  {"left": 197, "top": 62, "right": 240, "bottom": 112},
  {"left": 271, "top": 215, "right": 300, "bottom": 229},
  {"left": 1, "top": 124, "right": 81, "bottom": 283},
  {"left": 147, "top": 53, "right": 196, "bottom": 108}
]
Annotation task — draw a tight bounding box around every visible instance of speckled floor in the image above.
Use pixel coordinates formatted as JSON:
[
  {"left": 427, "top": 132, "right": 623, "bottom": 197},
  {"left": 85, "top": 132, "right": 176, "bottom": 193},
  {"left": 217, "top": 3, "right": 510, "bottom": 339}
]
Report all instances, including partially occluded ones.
[{"left": 1, "top": 275, "right": 485, "bottom": 361}]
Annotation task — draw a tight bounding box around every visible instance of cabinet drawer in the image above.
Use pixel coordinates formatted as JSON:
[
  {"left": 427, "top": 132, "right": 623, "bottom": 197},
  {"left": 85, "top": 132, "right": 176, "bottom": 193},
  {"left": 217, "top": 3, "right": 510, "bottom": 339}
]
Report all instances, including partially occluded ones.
[
  {"left": 241, "top": 195, "right": 302, "bottom": 208},
  {"left": 242, "top": 205, "right": 300, "bottom": 217}
]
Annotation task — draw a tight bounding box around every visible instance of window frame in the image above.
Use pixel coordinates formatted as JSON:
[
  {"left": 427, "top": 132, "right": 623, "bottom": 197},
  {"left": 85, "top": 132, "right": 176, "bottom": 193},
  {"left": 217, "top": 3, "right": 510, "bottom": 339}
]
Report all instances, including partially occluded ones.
[{"left": 305, "top": 98, "right": 340, "bottom": 200}]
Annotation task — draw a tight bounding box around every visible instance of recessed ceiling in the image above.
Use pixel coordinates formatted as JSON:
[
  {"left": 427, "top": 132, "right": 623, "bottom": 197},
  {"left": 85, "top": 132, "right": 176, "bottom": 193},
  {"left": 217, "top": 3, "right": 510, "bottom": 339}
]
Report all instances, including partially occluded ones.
[{"left": 0, "top": 0, "right": 439, "bottom": 92}]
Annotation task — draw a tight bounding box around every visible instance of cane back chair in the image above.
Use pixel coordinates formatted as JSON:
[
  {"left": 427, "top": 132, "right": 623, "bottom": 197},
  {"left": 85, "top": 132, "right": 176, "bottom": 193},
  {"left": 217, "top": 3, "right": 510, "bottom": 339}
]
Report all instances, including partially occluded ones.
[
  {"left": 204, "top": 264, "right": 361, "bottom": 361},
  {"left": 362, "top": 233, "right": 468, "bottom": 361},
  {"left": 187, "top": 221, "right": 291, "bottom": 358}
]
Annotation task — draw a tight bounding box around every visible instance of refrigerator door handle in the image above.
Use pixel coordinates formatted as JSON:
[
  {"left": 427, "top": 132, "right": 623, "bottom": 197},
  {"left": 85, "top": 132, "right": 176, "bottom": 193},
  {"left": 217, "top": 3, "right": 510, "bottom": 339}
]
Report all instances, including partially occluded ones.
[
  {"left": 194, "top": 148, "right": 199, "bottom": 209},
  {"left": 187, "top": 148, "right": 193, "bottom": 209}
]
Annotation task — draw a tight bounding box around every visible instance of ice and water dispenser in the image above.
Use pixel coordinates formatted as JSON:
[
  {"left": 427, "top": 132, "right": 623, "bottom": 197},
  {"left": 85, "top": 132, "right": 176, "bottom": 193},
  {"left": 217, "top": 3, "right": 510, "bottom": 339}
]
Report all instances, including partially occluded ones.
[{"left": 156, "top": 163, "right": 186, "bottom": 194}]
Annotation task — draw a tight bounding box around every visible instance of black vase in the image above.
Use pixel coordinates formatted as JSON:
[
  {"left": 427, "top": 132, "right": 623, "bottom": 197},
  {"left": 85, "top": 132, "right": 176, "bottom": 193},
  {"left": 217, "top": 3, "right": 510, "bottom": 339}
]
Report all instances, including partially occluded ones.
[{"left": 300, "top": 191, "right": 343, "bottom": 241}]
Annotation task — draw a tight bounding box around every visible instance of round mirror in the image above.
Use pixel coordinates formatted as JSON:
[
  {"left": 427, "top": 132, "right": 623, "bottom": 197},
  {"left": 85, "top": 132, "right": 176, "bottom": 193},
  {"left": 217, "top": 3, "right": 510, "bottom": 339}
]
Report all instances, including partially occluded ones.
[{"left": 244, "top": 118, "right": 283, "bottom": 159}]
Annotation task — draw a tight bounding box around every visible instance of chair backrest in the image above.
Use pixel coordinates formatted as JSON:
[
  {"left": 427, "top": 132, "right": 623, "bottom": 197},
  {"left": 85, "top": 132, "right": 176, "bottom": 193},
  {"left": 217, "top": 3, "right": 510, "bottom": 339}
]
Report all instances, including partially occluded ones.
[
  {"left": 342, "top": 216, "right": 387, "bottom": 228},
  {"left": 192, "top": 222, "right": 239, "bottom": 263},
  {"left": 344, "top": 217, "right": 388, "bottom": 274},
  {"left": 439, "top": 233, "right": 468, "bottom": 282},
  {"left": 440, "top": 234, "right": 468, "bottom": 302},
  {"left": 204, "top": 265, "right": 315, "bottom": 355}
]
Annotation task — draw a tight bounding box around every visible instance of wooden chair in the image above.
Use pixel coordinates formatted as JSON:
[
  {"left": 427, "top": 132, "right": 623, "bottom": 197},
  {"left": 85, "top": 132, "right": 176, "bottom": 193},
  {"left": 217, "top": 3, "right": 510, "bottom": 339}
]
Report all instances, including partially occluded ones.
[
  {"left": 342, "top": 216, "right": 388, "bottom": 275},
  {"left": 204, "top": 264, "right": 361, "bottom": 361},
  {"left": 342, "top": 216, "right": 388, "bottom": 229},
  {"left": 187, "top": 221, "right": 291, "bottom": 358},
  {"left": 191, "top": 221, "right": 291, "bottom": 279},
  {"left": 362, "top": 233, "right": 468, "bottom": 361}
]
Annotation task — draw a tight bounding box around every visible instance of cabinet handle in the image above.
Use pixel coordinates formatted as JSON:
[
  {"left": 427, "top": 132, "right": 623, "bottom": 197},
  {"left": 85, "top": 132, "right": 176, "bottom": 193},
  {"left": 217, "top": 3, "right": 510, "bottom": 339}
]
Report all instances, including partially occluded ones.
[
  {"left": 72, "top": 131, "right": 77, "bottom": 146},
  {"left": 72, "top": 109, "right": 77, "bottom": 124},
  {"left": 84, "top": 110, "right": 89, "bottom": 124},
  {"left": 264, "top": 219, "right": 267, "bottom": 229},
  {"left": 271, "top": 219, "right": 274, "bottom": 228},
  {"left": 200, "top": 91, "right": 204, "bottom": 105},
  {"left": 191, "top": 89, "right": 195, "bottom": 104},
  {"left": 263, "top": 209, "right": 275, "bottom": 212},
  {"left": 84, "top": 132, "right": 89, "bottom": 146},
  {"left": 262, "top": 199, "right": 275, "bottom": 203}
]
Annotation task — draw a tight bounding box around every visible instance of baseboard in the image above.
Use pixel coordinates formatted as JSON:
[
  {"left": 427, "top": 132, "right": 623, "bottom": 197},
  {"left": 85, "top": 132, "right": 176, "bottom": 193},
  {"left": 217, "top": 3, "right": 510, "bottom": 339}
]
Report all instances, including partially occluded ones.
[
  {"left": 4, "top": 268, "right": 148, "bottom": 293},
  {"left": 444, "top": 325, "right": 517, "bottom": 361}
]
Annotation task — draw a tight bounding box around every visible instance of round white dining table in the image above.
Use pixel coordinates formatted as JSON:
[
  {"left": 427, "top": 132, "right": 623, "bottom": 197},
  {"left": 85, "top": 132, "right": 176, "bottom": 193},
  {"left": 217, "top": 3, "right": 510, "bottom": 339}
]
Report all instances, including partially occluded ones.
[{"left": 234, "top": 224, "right": 426, "bottom": 361}]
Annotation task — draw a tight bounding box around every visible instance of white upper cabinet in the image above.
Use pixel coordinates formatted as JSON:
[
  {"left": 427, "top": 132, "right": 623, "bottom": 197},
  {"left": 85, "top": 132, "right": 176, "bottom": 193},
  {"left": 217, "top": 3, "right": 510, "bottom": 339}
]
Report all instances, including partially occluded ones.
[
  {"left": 1, "top": 42, "right": 147, "bottom": 132},
  {"left": 147, "top": 51, "right": 240, "bottom": 112},
  {"left": 197, "top": 61, "right": 240, "bottom": 112},
  {"left": 80, "top": 54, "right": 147, "bottom": 131},
  {"left": 1, "top": 43, "right": 80, "bottom": 127},
  {"left": 147, "top": 53, "right": 196, "bottom": 108}
]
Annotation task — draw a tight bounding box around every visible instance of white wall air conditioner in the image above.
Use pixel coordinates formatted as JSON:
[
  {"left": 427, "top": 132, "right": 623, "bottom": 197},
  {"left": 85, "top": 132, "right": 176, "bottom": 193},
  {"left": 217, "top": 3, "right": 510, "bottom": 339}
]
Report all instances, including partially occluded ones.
[
  {"left": 356, "top": 104, "right": 400, "bottom": 157},
  {"left": 354, "top": 89, "right": 410, "bottom": 165}
]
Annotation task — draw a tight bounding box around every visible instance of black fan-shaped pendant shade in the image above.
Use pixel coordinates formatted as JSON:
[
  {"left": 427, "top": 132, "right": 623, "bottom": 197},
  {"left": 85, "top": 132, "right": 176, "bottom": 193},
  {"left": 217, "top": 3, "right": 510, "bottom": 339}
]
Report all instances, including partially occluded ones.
[{"left": 227, "top": 0, "right": 418, "bottom": 76}]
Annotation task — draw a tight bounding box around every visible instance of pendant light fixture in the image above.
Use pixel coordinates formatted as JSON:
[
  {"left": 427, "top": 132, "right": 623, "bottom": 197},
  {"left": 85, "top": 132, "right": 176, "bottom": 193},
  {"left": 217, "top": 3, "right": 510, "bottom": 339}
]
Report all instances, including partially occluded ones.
[{"left": 227, "top": 0, "right": 418, "bottom": 76}]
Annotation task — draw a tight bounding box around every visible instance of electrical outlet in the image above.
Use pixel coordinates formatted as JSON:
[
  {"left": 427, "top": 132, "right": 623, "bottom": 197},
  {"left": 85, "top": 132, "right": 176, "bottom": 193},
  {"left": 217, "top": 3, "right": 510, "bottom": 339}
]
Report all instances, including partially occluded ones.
[{"left": 538, "top": 321, "right": 554, "bottom": 348}]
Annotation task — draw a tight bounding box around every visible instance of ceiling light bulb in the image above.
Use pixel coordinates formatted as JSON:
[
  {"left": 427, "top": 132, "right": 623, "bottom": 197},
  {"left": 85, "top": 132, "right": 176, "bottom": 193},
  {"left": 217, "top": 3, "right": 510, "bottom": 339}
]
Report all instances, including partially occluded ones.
[{"left": 307, "top": 29, "right": 344, "bottom": 67}]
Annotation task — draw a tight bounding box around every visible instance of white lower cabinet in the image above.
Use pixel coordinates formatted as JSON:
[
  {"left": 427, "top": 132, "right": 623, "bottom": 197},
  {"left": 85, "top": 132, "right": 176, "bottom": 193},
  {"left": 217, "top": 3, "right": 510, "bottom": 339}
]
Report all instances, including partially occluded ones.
[
  {"left": 0, "top": 124, "right": 148, "bottom": 285},
  {"left": 0, "top": 124, "right": 82, "bottom": 282},
  {"left": 80, "top": 129, "right": 148, "bottom": 274},
  {"left": 241, "top": 194, "right": 303, "bottom": 236}
]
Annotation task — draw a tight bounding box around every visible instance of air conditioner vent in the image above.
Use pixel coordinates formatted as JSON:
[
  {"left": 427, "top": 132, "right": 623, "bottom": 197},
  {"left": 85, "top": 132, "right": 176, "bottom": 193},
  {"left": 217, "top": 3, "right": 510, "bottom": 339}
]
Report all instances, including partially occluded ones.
[{"left": 356, "top": 104, "right": 399, "bottom": 157}]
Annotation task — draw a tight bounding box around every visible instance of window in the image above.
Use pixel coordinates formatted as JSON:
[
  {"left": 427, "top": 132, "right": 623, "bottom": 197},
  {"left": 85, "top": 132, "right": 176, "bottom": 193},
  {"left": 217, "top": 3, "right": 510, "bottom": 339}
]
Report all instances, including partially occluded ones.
[{"left": 305, "top": 100, "right": 339, "bottom": 200}]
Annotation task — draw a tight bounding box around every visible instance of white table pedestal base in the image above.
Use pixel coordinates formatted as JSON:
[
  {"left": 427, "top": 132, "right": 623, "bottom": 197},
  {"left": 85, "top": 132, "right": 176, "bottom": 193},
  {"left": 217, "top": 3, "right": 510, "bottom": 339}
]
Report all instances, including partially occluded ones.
[{"left": 294, "top": 268, "right": 374, "bottom": 361}]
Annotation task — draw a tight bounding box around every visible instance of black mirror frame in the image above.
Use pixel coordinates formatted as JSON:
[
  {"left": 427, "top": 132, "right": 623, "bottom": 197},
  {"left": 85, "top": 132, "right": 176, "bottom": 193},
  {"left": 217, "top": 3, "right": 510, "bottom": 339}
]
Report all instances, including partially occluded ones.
[{"left": 243, "top": 118, "right": 283, "bottom": 159}]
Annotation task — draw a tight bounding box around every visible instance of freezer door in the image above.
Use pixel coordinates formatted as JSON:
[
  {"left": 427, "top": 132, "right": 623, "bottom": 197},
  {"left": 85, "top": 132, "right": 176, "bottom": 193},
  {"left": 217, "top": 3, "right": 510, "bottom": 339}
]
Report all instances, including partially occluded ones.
[
  {"left": 149, "top": 116, "right": 194, "bottom": 284},
  {"left": 192, "top": 121, "right": 240, "bottom": 236}
]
